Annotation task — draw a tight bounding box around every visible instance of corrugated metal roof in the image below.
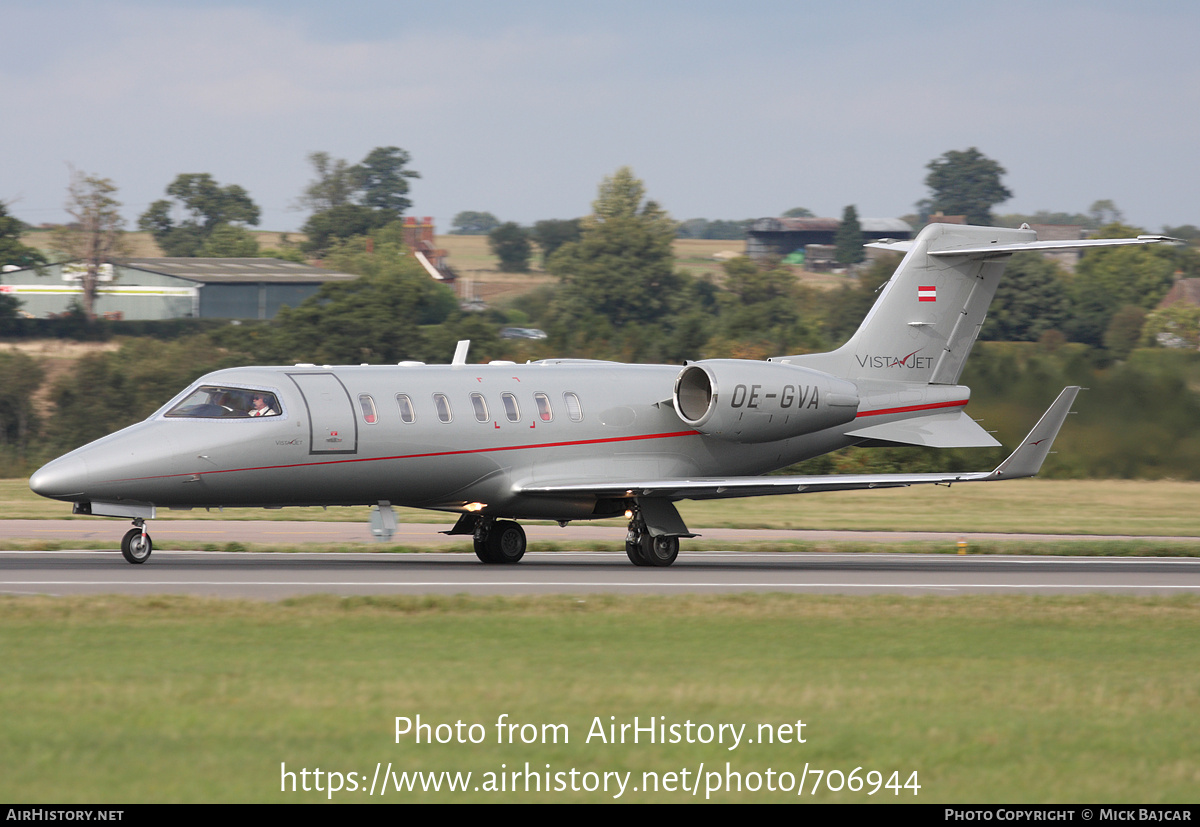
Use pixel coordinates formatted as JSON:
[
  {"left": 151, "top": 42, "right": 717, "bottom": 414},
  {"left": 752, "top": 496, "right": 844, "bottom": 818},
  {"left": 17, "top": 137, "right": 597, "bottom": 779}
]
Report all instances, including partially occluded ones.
[
  {"left": 749, "top": 217, "right": 913, "bottom": 234},
  {"left": 114, "top": 258, "right": 358, "bottom": 284}
]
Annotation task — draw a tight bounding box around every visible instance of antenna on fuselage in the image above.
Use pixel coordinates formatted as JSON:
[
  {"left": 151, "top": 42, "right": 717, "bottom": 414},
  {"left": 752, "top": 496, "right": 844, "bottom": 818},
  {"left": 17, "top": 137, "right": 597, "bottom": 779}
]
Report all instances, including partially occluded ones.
[{"left": 452, "top": 340, "right": 470, "bottom": 366}]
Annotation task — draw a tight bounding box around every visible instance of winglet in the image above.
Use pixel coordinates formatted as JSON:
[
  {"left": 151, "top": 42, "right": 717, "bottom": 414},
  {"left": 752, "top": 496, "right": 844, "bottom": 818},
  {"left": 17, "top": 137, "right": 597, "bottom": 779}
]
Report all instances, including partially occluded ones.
[{"left": 984, "top": 386, "right": 1080, "bottom": 480}]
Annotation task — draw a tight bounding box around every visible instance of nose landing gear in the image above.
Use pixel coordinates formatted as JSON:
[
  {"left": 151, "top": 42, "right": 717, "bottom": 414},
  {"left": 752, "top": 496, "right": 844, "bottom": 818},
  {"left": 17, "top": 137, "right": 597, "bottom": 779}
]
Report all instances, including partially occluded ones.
[{"left": 121, "top": 518, "right": 152, "bottom": 564}]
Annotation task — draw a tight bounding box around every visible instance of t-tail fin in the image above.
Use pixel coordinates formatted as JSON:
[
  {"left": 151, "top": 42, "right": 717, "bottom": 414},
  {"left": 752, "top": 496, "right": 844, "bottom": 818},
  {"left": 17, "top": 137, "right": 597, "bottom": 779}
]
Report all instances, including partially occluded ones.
[
  {"left": 780, "top": 223, "right": 1034, "bottom": 385},
  {"left": 777, "top": 223, "right": 1178, "bottom": 386}
]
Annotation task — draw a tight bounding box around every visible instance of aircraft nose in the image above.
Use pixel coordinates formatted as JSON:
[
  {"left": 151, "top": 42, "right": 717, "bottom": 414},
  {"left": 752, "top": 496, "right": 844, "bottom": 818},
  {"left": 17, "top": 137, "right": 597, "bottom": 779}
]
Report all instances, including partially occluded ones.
[{"left": 29, "top": 454, "right": 90, "bottom": 500}]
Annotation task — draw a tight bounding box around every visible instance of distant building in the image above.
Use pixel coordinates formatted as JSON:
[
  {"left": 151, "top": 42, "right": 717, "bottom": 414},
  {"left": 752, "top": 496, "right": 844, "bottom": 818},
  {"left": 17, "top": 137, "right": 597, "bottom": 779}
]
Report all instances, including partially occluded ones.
[
  {"left": 0, "top": 258, "right": 357, "bottom": 320},
  {"left": 746, "top": 217, "right": 913, "bottom": 263},
  {"left": 401, "top": 216, "right": 456, "bottom": 284},
  {"left": 1158, "top": 278, "right": 1200, "bottom": 310}
]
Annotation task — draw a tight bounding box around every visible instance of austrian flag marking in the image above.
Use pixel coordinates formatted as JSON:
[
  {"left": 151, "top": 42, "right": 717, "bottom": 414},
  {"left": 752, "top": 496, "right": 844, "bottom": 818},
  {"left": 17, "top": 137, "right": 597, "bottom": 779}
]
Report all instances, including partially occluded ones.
[{"left": 918, "top": 285, "right": 937, "bottom": 302}]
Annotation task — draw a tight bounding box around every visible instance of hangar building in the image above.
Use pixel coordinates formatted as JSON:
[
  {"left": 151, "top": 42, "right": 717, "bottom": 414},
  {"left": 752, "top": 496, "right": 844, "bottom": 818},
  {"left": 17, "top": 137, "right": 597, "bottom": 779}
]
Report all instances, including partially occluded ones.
[
  {"left": 0, "top": 258, "right": 356, "bottom": 320},
  {"left": 746, "top": 217, "right": 913, "bottom": 262}
]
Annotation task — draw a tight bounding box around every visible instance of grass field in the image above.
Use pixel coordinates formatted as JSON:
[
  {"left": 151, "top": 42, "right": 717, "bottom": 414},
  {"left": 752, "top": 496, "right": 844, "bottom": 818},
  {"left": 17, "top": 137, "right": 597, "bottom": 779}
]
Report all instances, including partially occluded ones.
[
  {"left": 1, "top": 593, "right": 1196, "bottom": 803},
  {"left": 6, "top": 478, "right": 1199, "bottom": 538}
]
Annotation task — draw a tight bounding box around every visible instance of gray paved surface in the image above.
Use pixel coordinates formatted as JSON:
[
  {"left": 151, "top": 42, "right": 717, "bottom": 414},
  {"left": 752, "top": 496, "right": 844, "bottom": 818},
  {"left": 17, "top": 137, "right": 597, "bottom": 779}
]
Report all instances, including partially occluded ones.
[{"left": 3, "top": 548, "right": 1199, "bottom": 600}]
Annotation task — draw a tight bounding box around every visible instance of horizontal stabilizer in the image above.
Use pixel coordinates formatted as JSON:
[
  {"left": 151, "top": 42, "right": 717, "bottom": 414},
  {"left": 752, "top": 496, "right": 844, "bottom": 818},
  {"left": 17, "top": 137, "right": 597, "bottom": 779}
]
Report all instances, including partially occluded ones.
[
  {"left": 845, "top": 410, "right": 1000, "bottom": 448},
  {"left": 866, "top": 234, "right": 1179, "bottom": 259},
  {"left": 928, "top": 235, "right": 1182, "bottom": 259}
]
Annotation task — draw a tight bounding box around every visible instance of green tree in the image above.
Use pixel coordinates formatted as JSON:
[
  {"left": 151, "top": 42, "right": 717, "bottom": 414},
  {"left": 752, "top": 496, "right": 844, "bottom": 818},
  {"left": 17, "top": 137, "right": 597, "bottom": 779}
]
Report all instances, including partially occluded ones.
[
  {"left": 451, "top": 211, "right": 501, "bottom": 235},
  {"left": 0, "top": 202, "right": 48, "bottom": 270},
  {"left": 923, "top": 147, "right": 1012, "bottom": 225},
  {"left": 1162, "top": 224, "right": 1200, "bottom": 242},
  {"left": 548, "top": 167, "right": 681, "bottom": 328},
  {"left": 530, "top": 218, "right": 581, "bottom": 265},
  {"left": 1065, "top": 223, "right": 1185, "bottom": 346},
  {"left": 0, "top": 350, "right": 44, "bottom": 466},
  {"left": 51, "top": 168, "right": 126, "bottom": 319},
  {"left": 254, "top": 229, "right": 457, "bottom": 364},
  {"left": 783, "top": 207, "right": 814, "bottom": 218},
  {"left": 488, "top": 222, "right": 532, "bottom": 272},
  {"left": 1142, "top": 303, "right": 1200, "bottom": 348},
  {"left": 297, "top": 147, "right": 420, "bottom": 255},
  {"left": 298, "top": 151, "right": 357, "bottom": 213},
  {"left": 1104, "top": 304, "right": 1146, "bottom": 359},
  {"left": 980, "top": 252, "right": 1070, "bottom": 341},
  {"left": 352, "top": 146, "right": 419, "bottom": 218},
  {"left": 46, "top": 337, "right": 243, "bottom": 454},
  {"left": 718, "top": 256, "right": 819, "bottom": 354},
  {"left": 0, "top": 202, "right": 48, "bottom": 319},
  {"left": 676, "top": 219, "right": 750, "bottom": 240},
  {"left": 300, "top": 204, "right": 390, "bottom": 256},
  {"left": 834, "top": 205, "right": 865, "bottom": 265},
  {"left": 139, "top": 173, "right": 260, "bottom": 257},
  {"left": 1088, "top": 199, "right": 1124, "bottom": 227},
  {"left": 198, "top": 223, "right": 260, "bottom": 257}
]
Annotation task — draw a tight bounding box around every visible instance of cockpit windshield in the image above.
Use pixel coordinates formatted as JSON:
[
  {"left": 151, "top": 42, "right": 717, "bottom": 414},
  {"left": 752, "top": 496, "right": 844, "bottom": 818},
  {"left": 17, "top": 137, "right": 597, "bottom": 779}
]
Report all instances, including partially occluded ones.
[{"left": 165, "top": 386, "right": 282, "bottom": 419}]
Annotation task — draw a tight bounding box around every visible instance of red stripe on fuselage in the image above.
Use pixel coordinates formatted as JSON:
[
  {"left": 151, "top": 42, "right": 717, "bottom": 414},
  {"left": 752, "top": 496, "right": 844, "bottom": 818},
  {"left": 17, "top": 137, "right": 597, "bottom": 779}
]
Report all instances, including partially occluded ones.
[{"left": 855, "top": 399, "right": 968, "bottom": 418}]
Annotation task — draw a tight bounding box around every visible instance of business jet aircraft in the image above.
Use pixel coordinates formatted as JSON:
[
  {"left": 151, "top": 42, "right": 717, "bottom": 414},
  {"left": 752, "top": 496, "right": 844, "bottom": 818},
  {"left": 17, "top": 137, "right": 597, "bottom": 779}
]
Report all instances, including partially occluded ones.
[{"left": 29, "top": 223, "right": 1176, "bottom": 565}]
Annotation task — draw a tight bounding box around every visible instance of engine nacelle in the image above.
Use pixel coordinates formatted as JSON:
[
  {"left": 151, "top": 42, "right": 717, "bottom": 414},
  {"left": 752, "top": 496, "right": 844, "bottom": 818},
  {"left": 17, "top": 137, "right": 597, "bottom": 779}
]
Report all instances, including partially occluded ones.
[{"left": 673, "top": 360, "right": 859, "bottom": 443}]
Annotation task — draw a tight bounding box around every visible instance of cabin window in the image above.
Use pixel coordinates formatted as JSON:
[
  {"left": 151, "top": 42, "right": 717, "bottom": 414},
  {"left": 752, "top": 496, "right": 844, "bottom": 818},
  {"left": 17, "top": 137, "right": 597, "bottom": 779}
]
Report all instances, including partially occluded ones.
[
  {"left": 358, "top": 394, "right": 378, "bottom": 424},
  {"left": 396, "top": 394, "right": 415, "bottom": 424},
  {"left": 534, "top": 392, "right": 553, "bottom": 422},
  {"left": 563, "top": 392, "right": 583, "bottom": 422},
  {"left": 470, "top": 393, "right": 489, "bottom": 422},
  {"left": 502, "top": 392, "right": 520, "bottom": 422},
  {"left": 434, "top": 393, "right": 453, "bottom": 423},
  {"left": 165, "top": 386, "right": 281, "bottom": 419}
]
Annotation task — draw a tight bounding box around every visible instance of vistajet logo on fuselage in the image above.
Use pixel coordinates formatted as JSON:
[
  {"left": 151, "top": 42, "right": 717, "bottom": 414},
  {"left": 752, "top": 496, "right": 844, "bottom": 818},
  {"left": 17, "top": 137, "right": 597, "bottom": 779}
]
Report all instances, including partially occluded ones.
[{"left": 856, "top": 349, "right": 934, "bottom": 370}]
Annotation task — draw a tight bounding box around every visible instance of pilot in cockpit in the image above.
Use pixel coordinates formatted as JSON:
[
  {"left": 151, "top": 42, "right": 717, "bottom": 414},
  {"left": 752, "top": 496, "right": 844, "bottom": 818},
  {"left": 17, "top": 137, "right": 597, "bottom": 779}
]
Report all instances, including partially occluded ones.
[{"left": 248, "top": 393, "right": 278, "bottom": 417}]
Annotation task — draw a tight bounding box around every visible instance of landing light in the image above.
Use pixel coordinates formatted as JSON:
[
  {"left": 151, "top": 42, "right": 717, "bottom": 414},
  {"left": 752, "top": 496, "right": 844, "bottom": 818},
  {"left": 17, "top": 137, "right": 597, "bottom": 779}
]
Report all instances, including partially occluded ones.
[{"left": 465, "top": 502, "right": 485, "bottom": 512}]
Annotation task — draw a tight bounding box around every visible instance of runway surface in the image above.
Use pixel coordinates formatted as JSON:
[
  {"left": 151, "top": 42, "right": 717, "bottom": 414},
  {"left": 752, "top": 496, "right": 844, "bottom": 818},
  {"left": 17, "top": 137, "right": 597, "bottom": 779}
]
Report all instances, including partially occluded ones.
[
  {"left": 3, "top": 520, "right": 1197, "bottom": 599},
  {"left": 4, "top": 519, "right": 1199, "bottom": 546},
  {"left": 3, "top": 548, "right": 1199, "bottom": 599}
]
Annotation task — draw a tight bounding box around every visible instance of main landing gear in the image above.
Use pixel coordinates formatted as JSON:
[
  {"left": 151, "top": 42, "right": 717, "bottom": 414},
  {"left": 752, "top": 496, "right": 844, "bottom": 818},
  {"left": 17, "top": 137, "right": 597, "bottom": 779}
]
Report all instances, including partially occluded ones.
[
  {"left": 121, "top": 518, "right": 152, "bottom": 564},
  {"left": 446, "top": 503, "right": 687, "bottom": 567},
  {"left": 472, "top": 517, "right": 527, "bottom": 564},
  {"left": 625, "top": 509, "right": 679, "bottom": 568}
]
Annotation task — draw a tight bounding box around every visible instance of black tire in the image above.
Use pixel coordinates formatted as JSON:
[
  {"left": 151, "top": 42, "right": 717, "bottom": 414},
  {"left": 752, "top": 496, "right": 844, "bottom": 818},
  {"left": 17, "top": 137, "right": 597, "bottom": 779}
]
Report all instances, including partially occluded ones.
[
  {"left": 121, "top": 528, "right": 152, "bottom": 564},
  {"left": 625, "top": 539, "right": 650, "bottom": 566},
  {"left": 643, "top": 535, "right": 678, "bottom": 567},
  {"left": 473, "top": 536, "right": 498, "bottom": 564},
  {"left": 486, "top": 520, "right": 526, "bottom": 564}
]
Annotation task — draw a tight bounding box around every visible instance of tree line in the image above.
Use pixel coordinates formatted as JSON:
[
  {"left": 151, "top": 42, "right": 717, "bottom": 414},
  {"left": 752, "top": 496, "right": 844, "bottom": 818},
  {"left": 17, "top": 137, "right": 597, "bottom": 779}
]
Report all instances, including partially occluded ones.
[{"left": 2, "top": 149, "right": 1199, "bottom": 479}]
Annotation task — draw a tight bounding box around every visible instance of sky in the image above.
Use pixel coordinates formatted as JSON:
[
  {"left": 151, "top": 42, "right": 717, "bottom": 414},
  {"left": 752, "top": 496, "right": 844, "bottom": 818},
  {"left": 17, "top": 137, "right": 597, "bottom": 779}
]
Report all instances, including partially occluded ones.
[{"left": 3, "top": 0, "right": 1198, "bottom": 234}]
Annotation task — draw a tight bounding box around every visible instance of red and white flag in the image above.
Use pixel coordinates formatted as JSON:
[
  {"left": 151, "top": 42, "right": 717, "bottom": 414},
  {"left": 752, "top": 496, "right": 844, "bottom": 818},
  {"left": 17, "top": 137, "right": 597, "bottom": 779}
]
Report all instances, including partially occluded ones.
[{"left": 918, "top": 285, "right": 937, "bottom": 302}]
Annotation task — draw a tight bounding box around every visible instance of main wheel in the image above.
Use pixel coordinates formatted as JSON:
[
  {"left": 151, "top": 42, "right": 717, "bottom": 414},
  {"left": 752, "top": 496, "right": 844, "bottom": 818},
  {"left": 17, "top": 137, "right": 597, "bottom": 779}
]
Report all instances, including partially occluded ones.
[
  {"left": 121, "top": 528, "right": 152, "bottom": 564},
  {"left": 626, "top": 539, "right": 650, "bottom": 566},
  {"left": 486, "top": 520, "right": 526, "bottom": 564},
  {"left": 643, "top": 535, "right": 678, "bottom": 567},
  {"left": 473, "top": 535, "right": 498, "bottom": 564}
]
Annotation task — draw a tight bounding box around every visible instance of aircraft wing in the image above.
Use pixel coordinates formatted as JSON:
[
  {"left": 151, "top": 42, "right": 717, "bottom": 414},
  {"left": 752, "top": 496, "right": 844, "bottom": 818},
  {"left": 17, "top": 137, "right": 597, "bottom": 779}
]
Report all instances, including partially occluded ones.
[{"left": 517, "top": 387, "right": 1079, "bottom": 502}]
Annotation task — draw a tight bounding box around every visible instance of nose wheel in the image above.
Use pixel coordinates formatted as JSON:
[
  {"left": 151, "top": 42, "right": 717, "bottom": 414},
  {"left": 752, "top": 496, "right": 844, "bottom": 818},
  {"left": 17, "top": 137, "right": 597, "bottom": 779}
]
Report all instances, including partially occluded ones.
[{"left": 121, "top": 520, "right": 152, "bottom": 564}]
